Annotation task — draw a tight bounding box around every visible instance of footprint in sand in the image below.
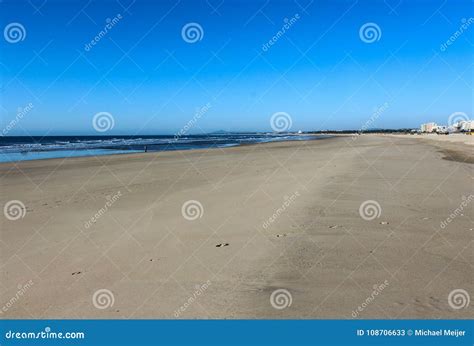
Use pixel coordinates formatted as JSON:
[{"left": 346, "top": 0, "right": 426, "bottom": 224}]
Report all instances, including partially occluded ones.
[{"left": 216, "top": 243, "right": 229, "bottom": 247}]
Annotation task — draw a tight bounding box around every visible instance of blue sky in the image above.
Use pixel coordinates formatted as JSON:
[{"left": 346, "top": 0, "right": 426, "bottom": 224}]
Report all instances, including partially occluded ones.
[{"left": 0, "top": 0, "right": 472, "bottom": 135}]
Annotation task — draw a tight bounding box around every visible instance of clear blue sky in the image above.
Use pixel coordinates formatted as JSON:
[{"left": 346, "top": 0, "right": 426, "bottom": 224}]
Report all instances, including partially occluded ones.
[{"left": 1, "top": 0, "right": 472, "bottom": 135}]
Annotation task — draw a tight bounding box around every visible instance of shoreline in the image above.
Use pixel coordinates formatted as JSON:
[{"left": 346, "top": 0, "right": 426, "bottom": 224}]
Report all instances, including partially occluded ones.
[
  {"left": 1, "top": 135, "right": 472, "bottom": 319},
  {"left": 2, "top": 132, "right": 471, "bottom": 165},
  {"left": 0, "top": 134, "right": 337, "bottom": 166}
]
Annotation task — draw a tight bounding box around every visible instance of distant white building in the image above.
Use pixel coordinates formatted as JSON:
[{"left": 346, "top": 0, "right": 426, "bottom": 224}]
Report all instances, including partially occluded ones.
[
  {"left": 420, "top": 122, "right": 437, "bottom": 133},
  {"left": 449, "top": 120, "right": 473, "bottom": 133},
  {"left": 459, "top": 120, "right": 473, "bottom": 132}
]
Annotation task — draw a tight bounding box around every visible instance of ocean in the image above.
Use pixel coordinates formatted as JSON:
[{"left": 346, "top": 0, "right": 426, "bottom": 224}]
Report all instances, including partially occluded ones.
[{"left": 0, "top": 133, "right": 328, "bottom": 163}]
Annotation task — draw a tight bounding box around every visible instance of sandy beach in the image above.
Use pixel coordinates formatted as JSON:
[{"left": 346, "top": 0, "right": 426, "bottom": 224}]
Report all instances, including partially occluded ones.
[
  {"left": 388, "top": 133, "right": 474, "bottom": 146},
  {"left": 1, "top": 135, "right": 472, "bottom": 319}
]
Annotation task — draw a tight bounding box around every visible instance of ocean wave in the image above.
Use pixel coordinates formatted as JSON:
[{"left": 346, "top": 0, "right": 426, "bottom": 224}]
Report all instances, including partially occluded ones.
[{"left": 0, "top": 134, "right": 320, "bottom": 156}]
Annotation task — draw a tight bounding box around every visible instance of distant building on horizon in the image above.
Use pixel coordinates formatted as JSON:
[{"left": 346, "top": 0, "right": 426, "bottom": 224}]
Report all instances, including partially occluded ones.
[
  {"left": 420, "top": 119, "right": 472, "bottom": 133},
  {"left": 420, "top": 122, "right": 438, "bottom": 133},
  {"left": 457, "top": 120, "right": 473, "bottom": 132}
]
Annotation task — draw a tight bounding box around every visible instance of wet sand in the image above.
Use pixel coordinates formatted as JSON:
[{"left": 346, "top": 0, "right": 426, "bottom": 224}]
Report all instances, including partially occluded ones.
[{"left": 0, "top": 135, "right": 472, "bottom": 319}]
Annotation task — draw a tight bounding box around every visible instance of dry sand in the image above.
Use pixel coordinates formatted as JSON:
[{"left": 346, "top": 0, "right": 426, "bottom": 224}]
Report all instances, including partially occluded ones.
[
  {"left": 388, "top": 132, "right": 474, "bottom": 146},
  {"left": 0, "top": 135, "right": 472, "bottom": 319}
]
